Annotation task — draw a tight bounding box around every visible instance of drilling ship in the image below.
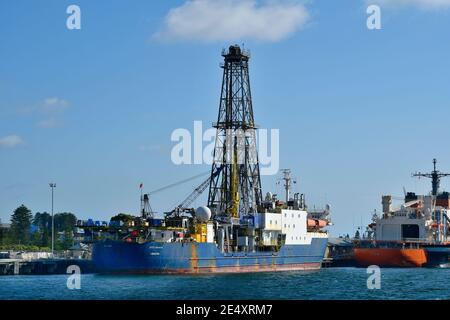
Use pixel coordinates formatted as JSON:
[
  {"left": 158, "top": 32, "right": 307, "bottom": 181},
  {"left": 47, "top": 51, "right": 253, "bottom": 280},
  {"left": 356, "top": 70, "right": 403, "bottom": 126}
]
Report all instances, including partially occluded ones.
[
  {"left": 354, "top": 159, "right": 450, "bottom": 268},
  {"left": 90, "top": 46, "right": 330, "bottom": 274}
]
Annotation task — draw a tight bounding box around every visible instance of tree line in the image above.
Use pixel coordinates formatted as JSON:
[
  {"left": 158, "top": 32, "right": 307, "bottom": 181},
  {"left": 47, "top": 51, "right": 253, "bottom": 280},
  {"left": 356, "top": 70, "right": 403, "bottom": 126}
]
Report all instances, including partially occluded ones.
[{"left": 0, "top": 204, "right": 77, "bottom": 251}]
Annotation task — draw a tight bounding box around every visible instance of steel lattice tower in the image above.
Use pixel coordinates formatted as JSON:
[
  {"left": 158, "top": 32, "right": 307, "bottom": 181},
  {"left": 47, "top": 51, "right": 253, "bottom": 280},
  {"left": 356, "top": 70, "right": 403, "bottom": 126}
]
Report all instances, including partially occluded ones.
[{"left": 207, "top": 45, "right": 263, "bottom": 218}]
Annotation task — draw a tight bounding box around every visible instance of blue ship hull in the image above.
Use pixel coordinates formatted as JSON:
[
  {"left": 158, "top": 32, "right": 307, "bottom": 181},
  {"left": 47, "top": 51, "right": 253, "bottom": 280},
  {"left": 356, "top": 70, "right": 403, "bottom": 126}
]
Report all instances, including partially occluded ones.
[
  {"left": 424, "top": 245, "right": 450, "bottom": 267},
  {"left": 92, "top": 238, "right": 328, "bottom": 274}
]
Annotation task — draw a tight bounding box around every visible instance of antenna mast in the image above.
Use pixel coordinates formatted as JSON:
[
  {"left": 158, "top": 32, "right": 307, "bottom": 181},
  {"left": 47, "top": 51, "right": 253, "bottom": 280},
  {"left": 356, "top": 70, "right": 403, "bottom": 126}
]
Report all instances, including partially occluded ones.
[
  {"left": 413, "top": 158, "right": 450, "bottom": 196},
  {"left": 280, "top": 169, "right": 296, "bottom": 203}
]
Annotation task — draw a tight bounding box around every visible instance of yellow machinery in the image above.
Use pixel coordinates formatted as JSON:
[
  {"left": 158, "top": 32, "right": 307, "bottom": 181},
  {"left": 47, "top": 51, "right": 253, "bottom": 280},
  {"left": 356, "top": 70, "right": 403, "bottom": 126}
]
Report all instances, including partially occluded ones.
[
  {"left": 230, "top": 142, "right": 240, "bottom": 218},
  {"left": 192, "top": 223, "right": 207, "bottom": 243}
]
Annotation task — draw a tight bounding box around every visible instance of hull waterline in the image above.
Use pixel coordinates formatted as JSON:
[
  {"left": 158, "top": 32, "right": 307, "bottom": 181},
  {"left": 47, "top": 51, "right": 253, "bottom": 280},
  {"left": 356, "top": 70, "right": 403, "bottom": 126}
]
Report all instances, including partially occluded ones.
[
  {"left": 354, "top": 248, "right": 427, "bottom": 267},
  {"left": 92, "top": 238, "right": 328, "bottom": 274}
]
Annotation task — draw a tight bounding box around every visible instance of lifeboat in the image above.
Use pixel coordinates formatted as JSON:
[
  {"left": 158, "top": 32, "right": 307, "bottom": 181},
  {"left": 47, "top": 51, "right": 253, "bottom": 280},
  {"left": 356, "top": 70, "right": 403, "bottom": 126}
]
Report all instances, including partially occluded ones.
[
  {"left": 431, "top": 222, "right": 444, "bottom": 229},
  {"left": 307, "top": 219, "right": 327, "bottom": 228}
]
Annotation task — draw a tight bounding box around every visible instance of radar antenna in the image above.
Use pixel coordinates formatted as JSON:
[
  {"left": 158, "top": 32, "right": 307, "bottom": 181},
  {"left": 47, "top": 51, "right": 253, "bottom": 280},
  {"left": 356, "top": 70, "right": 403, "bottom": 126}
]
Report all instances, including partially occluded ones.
[{"left": 412, "top": 158, "right": 450, "bottom": 196}]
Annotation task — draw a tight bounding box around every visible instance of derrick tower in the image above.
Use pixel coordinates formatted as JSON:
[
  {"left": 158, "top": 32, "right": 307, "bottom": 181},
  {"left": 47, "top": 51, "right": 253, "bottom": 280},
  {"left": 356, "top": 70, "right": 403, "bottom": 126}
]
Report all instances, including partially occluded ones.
[{"left": 207, "top": 45, "right": 263, "bottom": 218}]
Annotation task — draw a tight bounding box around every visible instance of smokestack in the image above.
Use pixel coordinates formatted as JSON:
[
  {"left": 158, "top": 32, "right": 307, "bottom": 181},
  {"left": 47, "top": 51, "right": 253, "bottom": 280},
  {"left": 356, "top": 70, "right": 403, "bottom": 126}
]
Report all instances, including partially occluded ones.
[{"left": 382, "top": 195, "right": 392, "bottom": 215}]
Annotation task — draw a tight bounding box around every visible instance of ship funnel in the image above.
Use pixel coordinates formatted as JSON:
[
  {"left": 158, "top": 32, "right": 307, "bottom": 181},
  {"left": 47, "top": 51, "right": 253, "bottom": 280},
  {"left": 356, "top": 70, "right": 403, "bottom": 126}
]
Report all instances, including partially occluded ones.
[{"left": 382, "top": 195, "right": 392, "bottom": 214}]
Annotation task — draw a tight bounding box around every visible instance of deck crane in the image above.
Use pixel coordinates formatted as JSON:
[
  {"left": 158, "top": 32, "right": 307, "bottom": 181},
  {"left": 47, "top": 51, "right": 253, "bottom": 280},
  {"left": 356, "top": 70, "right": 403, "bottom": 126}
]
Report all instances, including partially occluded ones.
[
  {"left": 139, "top": 171, "right": 210, "bottom": 218},
  {"left": 167, "top": 166, "right": 223, "bottom": 217},
  {"left": 141, "top": 193, "right": 154, "bottom": 219},
  {"left": 168, "top": 176, "right": 212, "bottom": 217},
  {"left": 140, "top": 168, "right": 224, "bottom": 218},
  {"left": 148, "top": 171, "right": 210, "bottom": 196}
]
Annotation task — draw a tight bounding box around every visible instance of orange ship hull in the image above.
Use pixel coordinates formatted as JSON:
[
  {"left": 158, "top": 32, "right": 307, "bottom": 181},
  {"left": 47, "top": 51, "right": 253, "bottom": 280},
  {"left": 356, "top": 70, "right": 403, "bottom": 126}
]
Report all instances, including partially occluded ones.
[{"left": 354, "top": 248, "right": 427, "bottom": 267}]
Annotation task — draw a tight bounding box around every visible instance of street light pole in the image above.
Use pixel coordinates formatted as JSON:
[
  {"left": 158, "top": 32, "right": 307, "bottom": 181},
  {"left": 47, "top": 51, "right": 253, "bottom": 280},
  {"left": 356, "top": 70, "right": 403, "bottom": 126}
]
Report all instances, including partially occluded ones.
[{"left": 49, "top": 183, "right": 56, "bottom": 257}]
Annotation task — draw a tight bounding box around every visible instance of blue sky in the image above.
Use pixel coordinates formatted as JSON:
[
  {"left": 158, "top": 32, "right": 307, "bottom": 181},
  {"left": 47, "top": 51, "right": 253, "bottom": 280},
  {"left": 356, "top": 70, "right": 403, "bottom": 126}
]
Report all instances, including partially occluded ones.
[{"left": 1, "top": 0, "right": 450, "bottom": 236}]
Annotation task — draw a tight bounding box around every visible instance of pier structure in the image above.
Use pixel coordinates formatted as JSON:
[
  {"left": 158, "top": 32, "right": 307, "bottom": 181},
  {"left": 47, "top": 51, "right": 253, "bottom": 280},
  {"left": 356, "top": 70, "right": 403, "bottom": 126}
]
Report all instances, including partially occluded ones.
[{"left": 0, "top": 258, "right": 95, "bottom": 275}]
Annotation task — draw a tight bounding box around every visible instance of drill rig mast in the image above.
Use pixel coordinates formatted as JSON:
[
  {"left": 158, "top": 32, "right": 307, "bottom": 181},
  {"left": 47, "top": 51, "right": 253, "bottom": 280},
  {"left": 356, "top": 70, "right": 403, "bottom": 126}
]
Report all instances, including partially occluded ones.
[{"left": 207, "top": 45, "right": 263, "bottom": 219}]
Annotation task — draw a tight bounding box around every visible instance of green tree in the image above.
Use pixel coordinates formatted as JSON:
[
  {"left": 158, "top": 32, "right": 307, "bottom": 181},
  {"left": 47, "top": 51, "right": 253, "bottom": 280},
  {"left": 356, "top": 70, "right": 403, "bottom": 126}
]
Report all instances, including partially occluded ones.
[
  {"left": 54, "top": 212, "right": 77, "bottom": 250},
  {"left": 32, "top": 212, "right": 51, "bottom": 247},
  {"left": 111, "top": 213, "right": 134, "bottom": 222},
  {"left": 55, "top": 231, "right": 75, "bottom": 250},
  {"left": 54, "top": 212, "right": 77, "bottom": 232},
  {"left": 10, "top": 205, "right": 33, "bottom": 245},
  {"left": 0, "top": 220, "right": 11, "bottom": 245}
]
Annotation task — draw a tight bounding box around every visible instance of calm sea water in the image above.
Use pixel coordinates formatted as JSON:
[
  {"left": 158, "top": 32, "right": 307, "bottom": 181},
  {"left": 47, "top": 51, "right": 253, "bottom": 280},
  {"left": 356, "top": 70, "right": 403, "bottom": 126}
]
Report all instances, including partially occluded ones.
[{"left": 0, "top": 268, "right": 449, "bottom": 300}]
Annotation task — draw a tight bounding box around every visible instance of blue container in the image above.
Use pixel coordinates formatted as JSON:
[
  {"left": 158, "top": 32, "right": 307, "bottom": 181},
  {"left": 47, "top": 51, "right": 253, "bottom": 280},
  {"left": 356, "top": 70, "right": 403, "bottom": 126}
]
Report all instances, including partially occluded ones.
[
  {"left": 254, "top": 214, "right": 261, "bottom": 229},
  {"left": 109, "top": 221, "right": 119, "bottom": 227},
  {"left": 150, "top": 219, "right": 163, "bottom": 227}
]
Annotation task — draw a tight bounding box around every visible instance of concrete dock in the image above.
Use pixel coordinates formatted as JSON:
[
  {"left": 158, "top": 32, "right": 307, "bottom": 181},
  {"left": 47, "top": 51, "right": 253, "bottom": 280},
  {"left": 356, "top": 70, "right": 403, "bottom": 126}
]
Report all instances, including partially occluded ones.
[{"left": 0, "top": 258, "right": 96, "bottom": 275}]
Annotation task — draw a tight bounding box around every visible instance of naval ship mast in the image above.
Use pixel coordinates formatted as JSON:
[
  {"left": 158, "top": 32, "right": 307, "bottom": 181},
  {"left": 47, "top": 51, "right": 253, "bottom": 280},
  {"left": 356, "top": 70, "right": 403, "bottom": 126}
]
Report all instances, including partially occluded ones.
[
  {"left": 413, "top": 158, "right": 450, "bottom": 196},
  {"left": 207, "top": 45, "right": 263, "bottom": 220}
]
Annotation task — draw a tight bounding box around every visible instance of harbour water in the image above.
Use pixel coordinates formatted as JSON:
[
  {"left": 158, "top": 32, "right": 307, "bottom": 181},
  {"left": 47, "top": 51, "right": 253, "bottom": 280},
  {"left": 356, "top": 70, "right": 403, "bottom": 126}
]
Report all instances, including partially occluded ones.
[{"left": 1, "top": 268, "right": 449, "bottom": 300}]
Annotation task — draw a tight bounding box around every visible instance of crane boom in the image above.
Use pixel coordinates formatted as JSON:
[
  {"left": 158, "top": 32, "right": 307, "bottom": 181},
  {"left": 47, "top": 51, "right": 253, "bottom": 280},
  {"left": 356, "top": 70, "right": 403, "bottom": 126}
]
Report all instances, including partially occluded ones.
[
  {"left": 178, "top": 176, "right": 212, "bottom": 209},
  {"left": 148, "top": 171, "right": 210, "bottom": 195},
  {"left": 177, "top": 166, "right": 223, "bottom": 209},
  {"left": 168, "top": 166, "right": 224, "bottom": 216}
]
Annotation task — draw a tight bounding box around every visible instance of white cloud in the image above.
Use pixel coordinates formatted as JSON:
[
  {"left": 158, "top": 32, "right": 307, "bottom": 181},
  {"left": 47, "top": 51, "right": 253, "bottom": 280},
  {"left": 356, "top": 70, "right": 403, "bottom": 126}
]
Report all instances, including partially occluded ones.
[
  {"left": 40, "top": 97, "right": 69, "bottom": 113},
  {"left": 0, "top": 135, "right": 23, "bottom": 148},
  {"left": 36, "top": 118, "right": 61, "bottom": 129},
  {"left": 19, "top": 97, "right": 70, "bottom": 115},
  {"left": 19, "top": 97, "right": 70, "bottom": 129},
  {"left": 154, "top": 0, "right": 310, "bottom": 42},
  {"left": 371, "top": 0, "right": 450, "bottom": 9}
]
